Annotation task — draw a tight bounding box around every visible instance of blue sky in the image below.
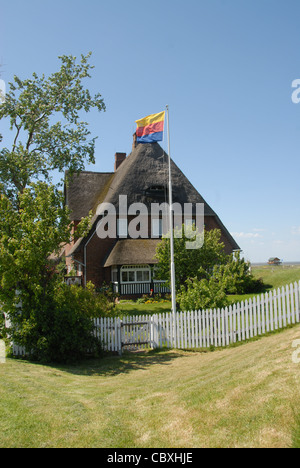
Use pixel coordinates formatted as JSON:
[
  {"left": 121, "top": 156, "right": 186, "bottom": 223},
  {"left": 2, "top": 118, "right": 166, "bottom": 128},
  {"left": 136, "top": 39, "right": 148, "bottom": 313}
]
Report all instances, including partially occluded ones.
[{"left": 1, "top": 0, "right": 300, "bottom": 263}]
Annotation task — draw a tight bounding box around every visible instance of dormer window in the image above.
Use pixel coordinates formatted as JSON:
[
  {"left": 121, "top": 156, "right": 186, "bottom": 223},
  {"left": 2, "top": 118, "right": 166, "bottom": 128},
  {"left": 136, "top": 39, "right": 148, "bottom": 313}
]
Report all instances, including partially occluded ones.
[{"left": 144, "top": 185, "right": 167, "bottom": 200}]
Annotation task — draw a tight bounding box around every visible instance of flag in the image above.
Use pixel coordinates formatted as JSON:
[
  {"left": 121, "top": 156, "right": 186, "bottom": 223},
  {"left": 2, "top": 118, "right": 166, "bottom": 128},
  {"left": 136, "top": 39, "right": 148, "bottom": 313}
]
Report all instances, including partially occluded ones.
[{"left": 135, "top": 111, "right": 165, "bottom": 143}]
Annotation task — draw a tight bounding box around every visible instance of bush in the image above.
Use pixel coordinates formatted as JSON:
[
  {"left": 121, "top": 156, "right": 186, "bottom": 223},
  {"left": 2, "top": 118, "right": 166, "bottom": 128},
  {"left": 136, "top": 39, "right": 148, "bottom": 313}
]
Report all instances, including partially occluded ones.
[
  {"left": 7, "top": 282, "right": 114, "bottom": 363},
  {"left": 177, "top": 277, "right": 228, "bottom": 311},
  {"left": 68, "top": 281, "right": 116, "bottom": 318},
  {"left": 213, "top": 251, "right": 267, "bottom": 295}
]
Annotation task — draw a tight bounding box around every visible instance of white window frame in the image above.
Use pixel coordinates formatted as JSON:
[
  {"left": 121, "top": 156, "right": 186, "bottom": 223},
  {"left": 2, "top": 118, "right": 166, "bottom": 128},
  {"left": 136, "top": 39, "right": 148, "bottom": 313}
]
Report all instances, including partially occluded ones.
[{"left": 120, "top": 265, "right": 151, "bottom": 284}]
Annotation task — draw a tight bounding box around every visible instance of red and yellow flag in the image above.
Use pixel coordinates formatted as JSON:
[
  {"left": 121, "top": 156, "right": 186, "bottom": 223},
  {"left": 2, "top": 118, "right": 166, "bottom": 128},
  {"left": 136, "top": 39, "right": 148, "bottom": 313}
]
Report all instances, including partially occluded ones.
[{"left": 135, "top": 111, "right": 165, "bottom": 143}]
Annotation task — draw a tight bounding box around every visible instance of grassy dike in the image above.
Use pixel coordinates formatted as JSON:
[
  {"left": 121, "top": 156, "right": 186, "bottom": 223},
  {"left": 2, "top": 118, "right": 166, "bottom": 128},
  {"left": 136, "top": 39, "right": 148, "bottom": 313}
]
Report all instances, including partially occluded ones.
[
  {"left": 1, "top": 263, "right": 299, "bottom": 448},
  {"left": 0, "top": 325, "right": 299, "bottom": 448}
]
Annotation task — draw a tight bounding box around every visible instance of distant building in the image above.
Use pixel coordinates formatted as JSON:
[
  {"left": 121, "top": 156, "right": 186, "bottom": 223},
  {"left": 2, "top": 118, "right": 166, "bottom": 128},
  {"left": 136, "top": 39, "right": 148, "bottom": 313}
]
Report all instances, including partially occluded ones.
[{"left": 268, "top": 257, "right": 282, "bottom": 265}]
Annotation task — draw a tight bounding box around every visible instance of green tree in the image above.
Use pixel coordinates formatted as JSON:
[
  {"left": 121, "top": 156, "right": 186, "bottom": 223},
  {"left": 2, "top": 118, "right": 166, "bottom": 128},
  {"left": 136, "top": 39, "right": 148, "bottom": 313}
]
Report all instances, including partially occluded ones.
[
  {"left": 213, "top": 250, "right": 268, "bottom": 295},
  {"left": 155, "top": 228, "right": 266, "bottom": 311},
  {"left": 212, "top": 250, "right": 252, "bottom": 294},
  {"left": 0, "top": 53, "right": 106, "bottom": 360},
  {"left": 154, "top": 227, "right": 226, "bottom": 290},
  {"left": 0, "top": 52, "right": 105, "bottom": 203},
  {"left": 0, "top": 182, "right": 87, "bottom": 306}
]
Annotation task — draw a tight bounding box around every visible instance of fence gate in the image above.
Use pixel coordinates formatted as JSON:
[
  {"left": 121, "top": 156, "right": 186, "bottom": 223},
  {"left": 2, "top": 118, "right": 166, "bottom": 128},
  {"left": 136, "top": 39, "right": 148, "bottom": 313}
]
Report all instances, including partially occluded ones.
[
  {"left": 121, "top": 317, "right": 152, "bottom": 353},
  {"left": 94, "top": 316, "right": 155, "bottom": 355}
]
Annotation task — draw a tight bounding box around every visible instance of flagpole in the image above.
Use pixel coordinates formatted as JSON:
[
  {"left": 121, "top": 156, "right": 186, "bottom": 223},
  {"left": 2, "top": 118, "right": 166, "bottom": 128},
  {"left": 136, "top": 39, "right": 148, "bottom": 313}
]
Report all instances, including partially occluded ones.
[{"left": 166, "top": 105, "right": 176, "bottom": 318}]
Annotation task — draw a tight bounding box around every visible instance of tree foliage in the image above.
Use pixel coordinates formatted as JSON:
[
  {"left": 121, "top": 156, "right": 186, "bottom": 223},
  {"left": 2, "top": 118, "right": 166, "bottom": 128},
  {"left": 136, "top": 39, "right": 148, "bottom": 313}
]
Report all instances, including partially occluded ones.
[
  {"left": 5, "top": 282, "right": 114, "bottom": 363},
  {"left": 212, "top": 250, "right": 265, "bottom": 295},
  {"left": 0, "top": 182, "right": 80, "bottom": 306},
  {"left": 0, "top": 52, "right": 105, "bottom": 202},
  {"left": 155, "top": 227, "right": 226, "bottom": 290},
  {"left": 177, "top": 276, "right": 228, "bottom": 311},
  {"left": 0, "top": 53, "right": 106, "bottom": 360},
  {"left": 155, "top": 228, "right": 266, "bottom": 311}
]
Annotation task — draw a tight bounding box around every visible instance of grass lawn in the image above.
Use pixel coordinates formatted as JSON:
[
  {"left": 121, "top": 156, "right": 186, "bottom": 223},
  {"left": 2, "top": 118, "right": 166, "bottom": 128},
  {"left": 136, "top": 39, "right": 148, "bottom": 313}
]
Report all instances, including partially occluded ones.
[
  {"left": 116, "top": 300, "right": 171, "bottom": 316},
  {"left": 1, "top": 325, "right": 300, "bottom": 448},
  {"left": 252, "top": 264, "right": 300, "bottom": 290},
  {"left": 227, "top": 264, "right": 300, "bottom": 304}
]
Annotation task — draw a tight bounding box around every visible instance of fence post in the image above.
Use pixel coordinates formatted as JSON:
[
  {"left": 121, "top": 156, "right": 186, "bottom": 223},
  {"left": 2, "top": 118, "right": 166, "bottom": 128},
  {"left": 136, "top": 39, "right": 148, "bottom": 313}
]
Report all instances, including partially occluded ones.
[
  {"left": 152, "top": 314, "right": 158, "bottom": 349},
  {"left": 290, "top": 283, "right": 295, "bottom": 324},
  {"left": 277, "top": 287, "right": 282, "bottom": 329},
  {"left": 117, "top": 318, "right": 122, "bottom": 356},
  {"left": 294, "top": 281, "right": 299, "bottom": 323}
]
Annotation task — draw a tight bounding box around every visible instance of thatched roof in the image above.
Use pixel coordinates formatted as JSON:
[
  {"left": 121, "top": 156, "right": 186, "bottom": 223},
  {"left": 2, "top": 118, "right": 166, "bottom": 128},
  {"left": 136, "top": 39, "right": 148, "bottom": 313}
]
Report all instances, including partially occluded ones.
[
  {"left": 65, "top": 143, "right": 218, "bottom": 219},
  {"left": 98, "top": 143, "right": 217, "bottom": 214},
  {"left": 65, "top": 142, "right": 240, "bottom": 254},
  {"left": 104, "top": 239, "right": 160, "bottom": 267},
  {"left": 65, "top": 171, "right": 114, "bottom": 220}
]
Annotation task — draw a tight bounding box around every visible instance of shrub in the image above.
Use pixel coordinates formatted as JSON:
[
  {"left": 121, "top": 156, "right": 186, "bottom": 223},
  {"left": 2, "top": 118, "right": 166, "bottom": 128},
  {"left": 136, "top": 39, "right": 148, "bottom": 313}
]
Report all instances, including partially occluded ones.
[
  {"left": 68, "top": 281, "right": 116, "bottom": 318},
  {"left": 213, "top": 251, "right": 267, "bottom": 295},
  {"left": 136, "top": 294, "right": 150, "bottom": 304},
  {"left": 7, "top": 282, "right": 114, "bottom": 363},
  {"left": 177, "top": 277, "right": 228, "bottom": 311}
]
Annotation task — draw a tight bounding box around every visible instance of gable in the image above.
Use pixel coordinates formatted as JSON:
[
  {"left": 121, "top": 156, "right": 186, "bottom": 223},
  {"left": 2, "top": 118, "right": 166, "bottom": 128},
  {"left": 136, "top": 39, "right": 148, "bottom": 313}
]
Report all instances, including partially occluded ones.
[
  {"left": 65, "top": 142, "right": 240, "bottom": 253},
  {"left": 100, "top": 143, "right": 217, "bottom": 215}
]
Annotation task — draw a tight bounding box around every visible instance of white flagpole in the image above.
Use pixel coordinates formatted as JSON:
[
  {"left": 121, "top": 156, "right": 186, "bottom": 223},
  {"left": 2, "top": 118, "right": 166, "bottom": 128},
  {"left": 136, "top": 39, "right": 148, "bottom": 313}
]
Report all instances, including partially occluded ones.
[{"left": 166, "top": 105, "right": 176, "bottom": 318}]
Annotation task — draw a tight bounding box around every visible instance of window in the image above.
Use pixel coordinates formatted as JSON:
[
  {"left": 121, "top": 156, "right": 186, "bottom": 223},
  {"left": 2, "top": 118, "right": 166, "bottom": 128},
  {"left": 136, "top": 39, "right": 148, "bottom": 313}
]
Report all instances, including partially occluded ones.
[
  {"left": 136, "top": 270, "right": 150, "bottom": 282},
  {"left": 120, "top": 265, "right": 151, "bottom": 283},
  {"left": 144, "top": 185, "right": 167, "bottom": 200},
  {"left": 122, "top": 270, "right": 135, "bottom": 282}
]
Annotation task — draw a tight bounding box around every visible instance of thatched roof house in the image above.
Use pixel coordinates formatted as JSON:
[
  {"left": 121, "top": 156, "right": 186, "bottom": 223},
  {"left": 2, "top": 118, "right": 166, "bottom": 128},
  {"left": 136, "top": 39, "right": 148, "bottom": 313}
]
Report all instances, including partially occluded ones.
[{"left": 64, "top": 141, "right": 239, "bottom": 296}]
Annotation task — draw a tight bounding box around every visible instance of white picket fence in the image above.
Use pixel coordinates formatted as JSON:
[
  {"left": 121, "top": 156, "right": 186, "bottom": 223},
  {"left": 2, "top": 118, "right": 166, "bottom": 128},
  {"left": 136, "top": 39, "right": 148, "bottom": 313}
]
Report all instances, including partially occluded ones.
[
  {"left": 11, "top": 280, "right": 300, "bottom": 356},
  {"left": 96, "top": 280, "right": 300, "bottom": 354}
]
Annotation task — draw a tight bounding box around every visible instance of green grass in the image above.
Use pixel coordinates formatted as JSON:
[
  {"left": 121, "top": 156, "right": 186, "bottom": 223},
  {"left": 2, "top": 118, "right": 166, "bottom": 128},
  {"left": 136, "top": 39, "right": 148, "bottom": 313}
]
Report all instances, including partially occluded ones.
[
  {"left": 228, "top": 264, "right": 300, "bottom": 305},
  {"left": 1, "top": 325, "right": 300, "bottom": 448},
  {"left": 292, "top": 414, "right": 300, "bottom": 448},
  {"left": 252, "top": 264, "right": 300, "bottom": 290},
  {"left": 1, "top": 265, "right": 299, "bottom": 448},
  {"left": 116, "top": 300, "right": 171, "bottom": 316}
]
